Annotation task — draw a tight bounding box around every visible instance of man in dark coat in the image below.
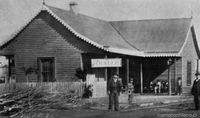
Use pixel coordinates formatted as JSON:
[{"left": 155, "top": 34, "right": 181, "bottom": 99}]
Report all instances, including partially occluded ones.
[
  {"left": 177, "top": 77, "right": 182, "bottom": 95},
  {"left": 107, "top": 74, "right": 122, "bottom": 111},
  {"left": 191, "top": 73, "right": 200, "bottom": 110}
]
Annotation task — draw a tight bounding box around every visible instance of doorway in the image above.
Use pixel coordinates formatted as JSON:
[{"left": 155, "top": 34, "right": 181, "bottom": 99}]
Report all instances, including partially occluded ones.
[{"left": 38, "top": 57, "right": 55, "bottom": 82}]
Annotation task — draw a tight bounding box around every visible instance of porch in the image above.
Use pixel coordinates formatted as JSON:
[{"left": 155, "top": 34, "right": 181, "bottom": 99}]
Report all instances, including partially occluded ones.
[{"left": 83, "top": 53, "right": 182, "bottom": 96}]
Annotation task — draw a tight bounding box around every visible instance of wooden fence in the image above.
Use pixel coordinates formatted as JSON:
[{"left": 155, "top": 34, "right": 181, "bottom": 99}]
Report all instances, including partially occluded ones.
[
  {"left": 92, "top": 81, "right": 107, "bottom": 98},
  {"left": 0, "top": 82, "right": 86, "bottom": 96}
]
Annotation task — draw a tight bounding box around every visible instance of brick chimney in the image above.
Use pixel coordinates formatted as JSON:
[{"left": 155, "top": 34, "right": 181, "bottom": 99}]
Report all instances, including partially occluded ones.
[{"left": 69, "top": 1, "right": 78, "bottom": 15}]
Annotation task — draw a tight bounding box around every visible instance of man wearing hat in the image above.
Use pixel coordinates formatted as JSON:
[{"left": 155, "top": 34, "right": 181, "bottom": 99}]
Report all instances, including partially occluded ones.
[
  {"left": 107, "top": 74, "right": 122, "bottom": 111},
  {"left": 191, "top": 72, "right": 200, "bottom": 110}
]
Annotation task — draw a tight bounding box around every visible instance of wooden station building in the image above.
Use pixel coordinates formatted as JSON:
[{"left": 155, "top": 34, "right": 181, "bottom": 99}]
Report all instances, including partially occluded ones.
[{"left": 0, "top": 3, "right": 199, "bottom": 95}]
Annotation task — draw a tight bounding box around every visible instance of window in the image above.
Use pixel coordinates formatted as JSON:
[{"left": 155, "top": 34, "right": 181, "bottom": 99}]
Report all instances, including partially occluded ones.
[
  {"left": 38, "top": 57, "right": 55, "bottom": 82},
  {"left": 187, "top": 61, "right": 192, "bottom": 86}
]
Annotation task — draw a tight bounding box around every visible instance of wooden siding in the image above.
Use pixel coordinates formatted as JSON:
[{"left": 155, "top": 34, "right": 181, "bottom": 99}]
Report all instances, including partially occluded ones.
[
  {"left": 181, "top": 29, "right": 199, "bottom": 94},
  {"left": 1, "top": 11, "right": 103, "bottom": 82},
  {"left": 169, "top": 58, "right": 182, "bottom": 93}
]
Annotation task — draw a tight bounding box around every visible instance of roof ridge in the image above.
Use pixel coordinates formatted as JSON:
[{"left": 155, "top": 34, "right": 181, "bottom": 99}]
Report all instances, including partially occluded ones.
[
  {"left": 45, "top": 5, "right": 109, "bottom": 24},
  {"left": 45, "top": 5, "right": 192, "bottom": 24}
]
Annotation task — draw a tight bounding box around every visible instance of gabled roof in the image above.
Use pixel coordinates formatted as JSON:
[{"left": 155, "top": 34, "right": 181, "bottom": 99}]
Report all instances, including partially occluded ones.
[
  {"left": 0, "top": 5, "right": 196, "bottom": 57},
  {"left": 47, "top": 6, "right": 138, "bottom": 51},
  {"left": 110, "top": 18, "right": 192, "bottom": 53},
  {"left": 45, "top": 6, "right": 143, "bottom": 56},
  {"left": 0, "top": 8, "right": 42, "bottom": 48}
]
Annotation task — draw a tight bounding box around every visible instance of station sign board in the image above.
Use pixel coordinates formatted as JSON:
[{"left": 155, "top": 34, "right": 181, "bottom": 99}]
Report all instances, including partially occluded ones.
[{"left": 91, "top": 58, "right": 122, "bottom": 68}]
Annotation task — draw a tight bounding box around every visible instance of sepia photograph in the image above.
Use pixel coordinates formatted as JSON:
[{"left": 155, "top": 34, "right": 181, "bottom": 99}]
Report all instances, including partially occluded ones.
[{"left": 0, "top": 0, "right": 200, "bottom": 117}]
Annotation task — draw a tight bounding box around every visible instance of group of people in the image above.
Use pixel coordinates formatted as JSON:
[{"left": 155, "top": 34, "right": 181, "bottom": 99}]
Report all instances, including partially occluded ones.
[
  {"left": 107, "top": 74, "right": 136, "bottom": 111},
  {"left": 106, "top": 72, "right": 200, "bottom": 111},
  {"left": 151, "top": 77, "right": 182, "bottom": 95},
  {"left": 150, "top": 80, "right": 165, "bottom": 94}
]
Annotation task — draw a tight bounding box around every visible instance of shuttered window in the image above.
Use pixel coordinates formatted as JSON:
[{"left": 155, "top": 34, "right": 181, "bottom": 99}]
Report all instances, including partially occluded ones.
[{"left": 187, "top": 61, "right": 192, "bottom": 86}]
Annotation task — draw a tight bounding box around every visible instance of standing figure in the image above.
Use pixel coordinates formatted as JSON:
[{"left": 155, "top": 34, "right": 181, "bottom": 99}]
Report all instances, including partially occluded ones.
[
  {"left": 177, "top": 77, "right": 182, "bottom": 95},
  {"left": 191, "top": 73, "right": 200, "bottom": 110},
  {"left": 128, "top": 78, "right": 134, "bottom": 104},
  {"left": 157, "top": 80, "right": 161, "bottom": 93},
  {"left": 150, "top": 81, "right": 154, "bottom": 93},
  {"left": 155, "top": 80, "right": 161, "bottom": 94},
  {"left": 107, "top": 74, "right": 122, "bottom": 111}
]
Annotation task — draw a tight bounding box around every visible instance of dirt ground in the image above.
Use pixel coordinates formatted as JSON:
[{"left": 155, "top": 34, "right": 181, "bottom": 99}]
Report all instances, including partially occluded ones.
[{"left": 9, "top": 102, "right": 200, "bottom": 118}]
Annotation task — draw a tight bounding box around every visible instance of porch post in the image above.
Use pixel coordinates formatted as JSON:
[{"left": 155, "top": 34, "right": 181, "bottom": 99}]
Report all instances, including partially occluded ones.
[
  {"left": 105, "top": 55, "right": 108, "bottom": 92},
  {"left": 116, "top": 57, "right": 120, "bottom": 75},
  {"left": 174, "top": 58, "right": 176, "bottom": 94},
  {"left": 140, "top": 62, "right": 143, "bottom": 94},
  {"left": 116, "top": 67, "right": 119, "bottom": 75},
  {"left": 127, "top": 58, "right": 129, "bottom": 85},
  {"left": 105, "top": 55, "right": 108, "bottom": 81},
  {"left": 168, "top": 58, "right": 172, "bottom": 96},
  {"left": 168, "top": 67, "right": 171, "bottom": 96}
]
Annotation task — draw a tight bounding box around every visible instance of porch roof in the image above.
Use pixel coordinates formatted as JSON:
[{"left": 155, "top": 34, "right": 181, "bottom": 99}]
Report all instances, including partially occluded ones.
[{"left": 143, "top": 52, "right": 180, "bottom": 57}]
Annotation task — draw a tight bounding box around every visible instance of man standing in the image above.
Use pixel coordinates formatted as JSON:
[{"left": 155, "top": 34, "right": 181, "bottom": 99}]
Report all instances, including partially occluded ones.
[
  {"left": 155, "top": 80, "right": 161, "bottom": 94},
  {"left": 191, "top": 73, "right": 200, "bottom": 110},
  {"left": 177, "top": 77, "right": 182, "bottom": 95},
  {"left": 107, "top": 74, "right": 122, "bottom": 111},
  {"left": 128, "top": 78, "right": 134, "bottom": 104}
]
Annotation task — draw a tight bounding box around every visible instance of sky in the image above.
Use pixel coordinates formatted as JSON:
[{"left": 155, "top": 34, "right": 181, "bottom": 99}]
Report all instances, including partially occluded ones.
[
  {"left": 46, "top": 0, "right": 194, "bottom": 20},
  {"left": 0, "top": 0, "right": 200, "bottom": 50}
]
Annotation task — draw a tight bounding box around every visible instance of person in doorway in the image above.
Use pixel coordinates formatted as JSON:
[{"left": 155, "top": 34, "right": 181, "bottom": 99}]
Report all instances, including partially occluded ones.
[
  {"left": 191, "top": 72, "right": 200, "bottom": 110},
  {"left": 177, "top": 77, "right": 182, "bottom": 95},
  {"left": 107, "top": 74, "right": 122, "bottom": 111}
]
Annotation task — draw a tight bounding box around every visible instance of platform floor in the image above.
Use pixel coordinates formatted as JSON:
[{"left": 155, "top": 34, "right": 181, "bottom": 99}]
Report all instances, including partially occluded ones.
[{"left": 91, "top": 94, "right": 193, "bottom": 105}]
